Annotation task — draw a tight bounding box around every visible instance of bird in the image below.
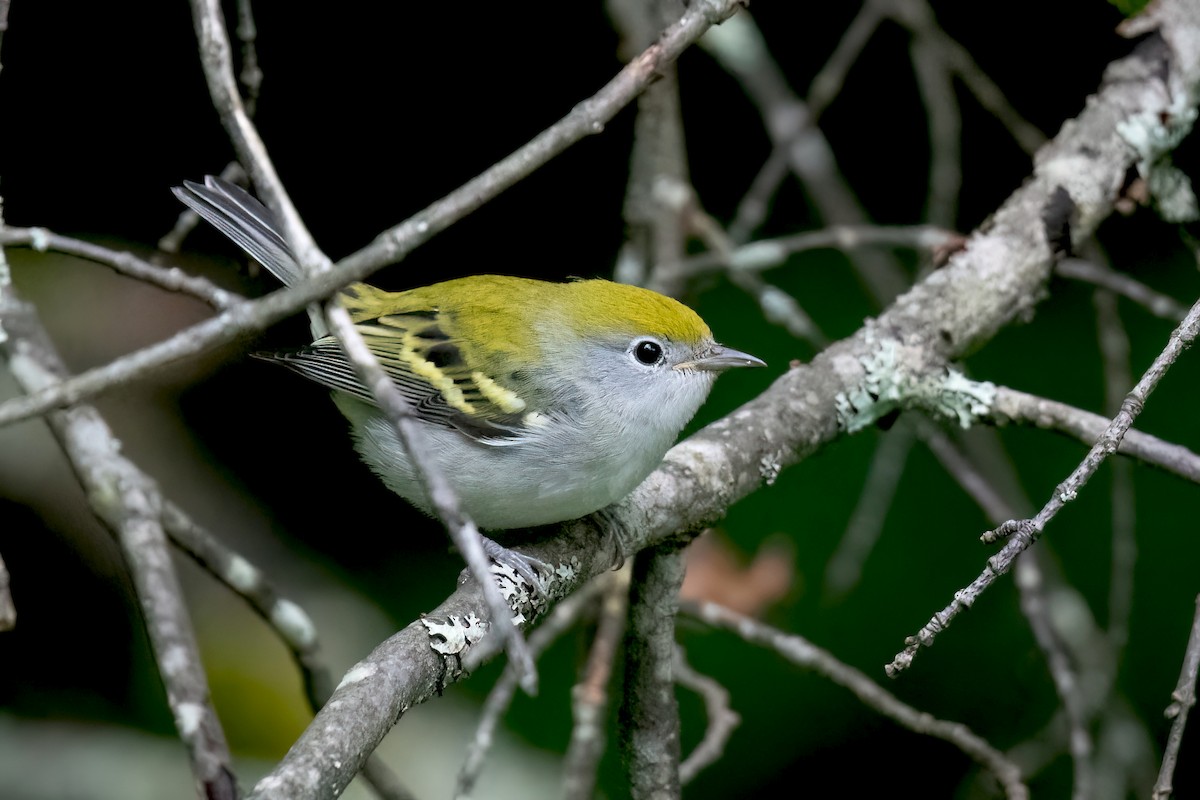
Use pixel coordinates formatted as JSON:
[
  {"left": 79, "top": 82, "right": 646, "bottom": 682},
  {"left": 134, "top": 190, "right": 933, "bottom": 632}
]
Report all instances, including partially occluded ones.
[{"left": 174, "top": 176, "right": 764, "bottom": 576}]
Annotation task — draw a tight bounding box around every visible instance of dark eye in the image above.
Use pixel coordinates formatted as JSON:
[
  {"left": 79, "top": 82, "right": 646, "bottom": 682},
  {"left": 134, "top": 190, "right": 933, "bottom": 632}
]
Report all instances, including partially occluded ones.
[{"left": 633, "top": 340, "right": 664, "bottom": 365}]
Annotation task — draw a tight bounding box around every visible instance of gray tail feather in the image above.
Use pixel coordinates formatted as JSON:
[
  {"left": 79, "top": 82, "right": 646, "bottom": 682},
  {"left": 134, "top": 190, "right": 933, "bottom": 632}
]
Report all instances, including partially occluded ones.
[{"left": 172, "top": 176, "right": 303, "bottom": 287}]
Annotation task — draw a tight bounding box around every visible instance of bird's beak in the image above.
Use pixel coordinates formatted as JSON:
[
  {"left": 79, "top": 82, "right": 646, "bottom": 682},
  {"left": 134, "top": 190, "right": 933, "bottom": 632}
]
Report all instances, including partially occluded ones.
[{"left": 686, "top": 345, "right": 767, "bottom": 372}]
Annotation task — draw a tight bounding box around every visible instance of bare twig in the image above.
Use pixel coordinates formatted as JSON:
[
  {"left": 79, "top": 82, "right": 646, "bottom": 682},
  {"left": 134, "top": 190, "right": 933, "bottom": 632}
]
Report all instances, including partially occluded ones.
[
  {"left": 684, "top": 600, "right": 1028, "bottom": 799},
  {"left": 727, "top": 148, "right": 790, "bottom": 245},
  {"left": 915, "top": 420, "right": 1016, "bottom": 524},
  {"left": 890, "top": 291, "right": 1200, "bottom": 676},
  {"left": 824, "top": 424, "right": 917, "bottom": 599},
  {"left": 806, "top": 2, "right": 885, "bottom": 122},
  {"left": 160, "top": 502, "right": 332, "bottom": 707},
  {"left": 1017, "top": 549, "right": 1096, "bottom": 800},
  {"left": 1152, "top": 595, "right": 1200, "bottom": 800},
  {"left": 167, "top": 507, "right": 412, "bottom": 800},
  {"left": 676, "top": 224, "right": 958, "bottom": 278},
  {"left": 234, "top": 0, "right": 262, "bottom": 116},
  {"left": 1092, "top": 286, "right": 1137, "bottom": 656},
  {"left": 910, "top": 34, "right": 961, "bottom": 227},
  {"left": 0, "top": 292, "right": 236, "bottom": 799},
  {"left": 886, "top": 0, "right": 1045, "bottom": 154},
  {"left": 620, "top": 544, "right": 687, "bottom": 800},
  {"left": 562, "top": 566, "right": 632, "bottom": 800},
  {"left": 701, "top": 14, "right": 919, "bottom": 306},
  {"left": 1057, "top": 258, "right": 1190, "bottom": 322},
  {"left": 991, "top": 386, "right": 1200, "bottom": 485},
  {"left": 0, "top": 227, "right": 242, "bottom": 310},
  {"left": 454, "top": 579, "right": 609, "bottom": 799},
  {"left": 674, "top": 645, "right": 740, "bottom": 784},
  {"left": 610, "top": 0, "right": 692, "bottom": 297}
]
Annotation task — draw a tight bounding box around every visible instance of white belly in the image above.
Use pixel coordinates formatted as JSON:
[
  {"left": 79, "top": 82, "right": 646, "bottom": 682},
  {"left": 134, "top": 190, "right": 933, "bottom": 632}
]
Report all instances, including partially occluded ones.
[{"left": 342, "top": 401, "right": 673, "bottom": 530}]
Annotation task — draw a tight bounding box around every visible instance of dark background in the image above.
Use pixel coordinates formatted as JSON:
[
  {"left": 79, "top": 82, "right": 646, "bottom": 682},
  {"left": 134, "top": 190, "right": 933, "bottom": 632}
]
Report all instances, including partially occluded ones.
[{"left": 1, "top": 1, "right": 1198, "bottom": 798}]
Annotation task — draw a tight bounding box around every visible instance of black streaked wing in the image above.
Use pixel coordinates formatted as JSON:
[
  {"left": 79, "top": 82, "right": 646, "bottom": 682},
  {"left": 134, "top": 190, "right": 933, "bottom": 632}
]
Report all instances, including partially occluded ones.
[{"left": 255, "top": 313, "right": 531, "bottom": 442}]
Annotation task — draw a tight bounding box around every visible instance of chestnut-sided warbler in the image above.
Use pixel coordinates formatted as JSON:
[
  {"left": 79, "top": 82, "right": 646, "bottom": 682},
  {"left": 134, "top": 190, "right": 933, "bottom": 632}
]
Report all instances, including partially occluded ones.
[{"left": 174, "top": 177, "right": 764, "bottom": 535}]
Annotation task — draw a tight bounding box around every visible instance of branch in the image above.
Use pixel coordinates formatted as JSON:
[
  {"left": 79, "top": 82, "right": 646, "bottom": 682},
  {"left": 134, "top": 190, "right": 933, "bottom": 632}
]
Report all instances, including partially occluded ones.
[
  {"left": 619, "top": 545, "right": 687, "bottom": 799},
  {"left": 1152, "top": 594, "right": 1200, "bottom": 800},
  {"left": 991, "top": 386, "right": 1200, "bottom": 484},
  {"left": 0, "top": 226, "right": 242, "bottom": 310},
  {"left": 454, "top": 578, "right": 608, "bottom": 799},
  {"left": 160, "top": 502, "right": 331, "bottom": 707},
  {"left": 674, "top": 645, "right": 740, "bottom": 784},
  {"left": 890, "top": 289, "right": 1200, "bottom": 675},
  {"left": 683, "top": 600, "right": 1028, "bottom": 800},
  {"left": 561, "top": 566, "right": 631, "bottom": 800},
  {"left": 0, "top": 290, "right": 236, "bottom": 799},
  {"left": 1057, "top": 257, "right": 1191, "bottom": 322}
]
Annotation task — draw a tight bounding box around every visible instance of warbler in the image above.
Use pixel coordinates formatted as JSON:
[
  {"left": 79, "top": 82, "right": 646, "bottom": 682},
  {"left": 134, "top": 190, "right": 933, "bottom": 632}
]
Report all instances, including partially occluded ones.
[{"left": 174, "top": 177, "right": 764, "bottom": 545}]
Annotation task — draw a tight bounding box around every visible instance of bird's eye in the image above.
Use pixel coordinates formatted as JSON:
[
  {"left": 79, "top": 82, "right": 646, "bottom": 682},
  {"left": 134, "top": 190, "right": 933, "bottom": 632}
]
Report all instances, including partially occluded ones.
[{"left": 633, "top": 340, "right": 664, "bottom": 365}]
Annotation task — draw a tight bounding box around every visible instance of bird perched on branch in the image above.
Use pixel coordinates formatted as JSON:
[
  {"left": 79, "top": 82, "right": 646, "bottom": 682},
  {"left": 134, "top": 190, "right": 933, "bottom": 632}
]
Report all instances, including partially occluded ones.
[{"left": 174, "top": 176, "right": 764, "bottom": 575}]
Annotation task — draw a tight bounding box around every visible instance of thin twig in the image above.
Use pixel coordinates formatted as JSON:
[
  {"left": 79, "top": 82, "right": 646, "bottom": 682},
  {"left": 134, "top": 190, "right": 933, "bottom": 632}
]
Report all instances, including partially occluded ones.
[
  {"left": 1057, "top": 258, "right": 1190, "bottom": 322},
  {"left": 727, "top": 148, "right": 790, "bottom": 245},
  {"left": 910, "top": 34, "right": 961, "bottom": 227},
  {"left": 890, "top": 291, "right": 1200, "bottom": 676},
  {"left": 162, "top": 502, "right": 414, "bottom": 800},
  {"left": 561, "top": 565, "right": 632, "bottom": 800},
  {"left": 922, "top": 419, "right": 1143, "bottom": 797},
  {"left": 610, "top": 0, "right": 691, "bottom": 298},
  {"left": 676, "top": 224, "right": 957, "bottom": 280},
  {"left": 454, "top": 578, "right": 609, "bottom": 799},
  {"left": 674, "top": 645, "right": 740, "bottom": 784},
  {"left": 161, "top": 503, "right": 331, "bottom": 707},
  {"left": 0, "top": 227, "right": 242, "bottom": 310},
  {"left": 1018, "top": 550, "right": 1096, "bottom": 800},
  {"left": 0, "top": 291, "right": 236, "bottom": 799},
  {"left": 1152, "top": 594, "right": 1200, "bottom": 800},
  {"left": 885, "top": 0, "right": 1045, "bottom": 154},
  {"left": 684, "top": 600, "right": 1028, "bottom": 799},
  {"left": 1093, "top": 286, "right": 1137, "bottom": 656},
  {"left": 806, "top": 1, "right": 885, "bottom": 122},
  {"left": 700, "top": 13, "right": 914, "bottom": 306},
  {"left": 234, "top": 0, "right": 262, "bottom": 116},
  {"left": 991, "top": 386, "right": 1200, "bottom": 485},
  {"left": 824, "top": 424, "right": 917, "bottom": 600}
]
